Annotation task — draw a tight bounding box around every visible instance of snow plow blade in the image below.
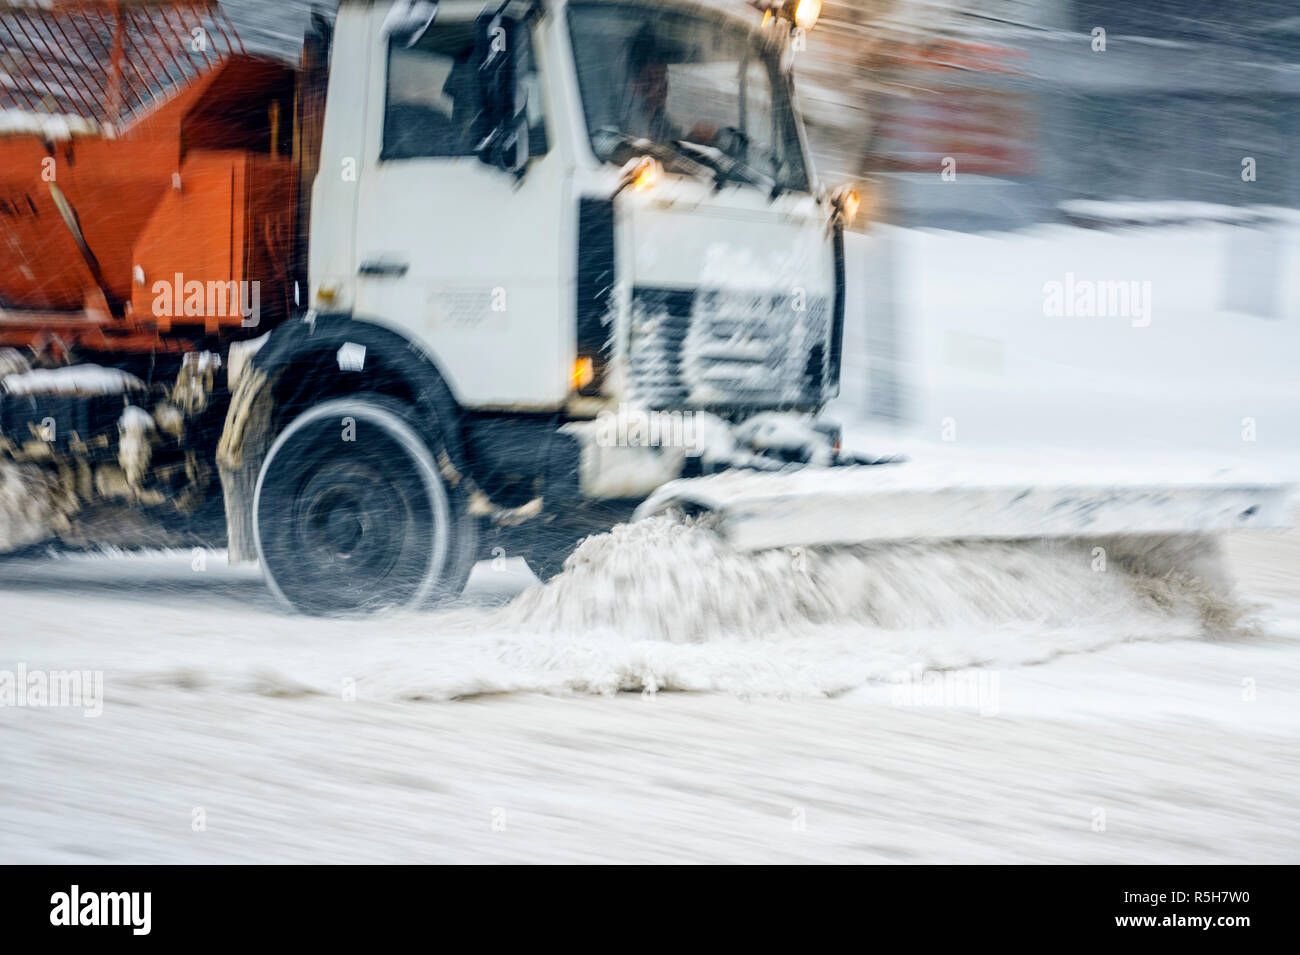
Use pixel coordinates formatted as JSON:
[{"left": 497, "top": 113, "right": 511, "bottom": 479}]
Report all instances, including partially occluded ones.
[{"left": 634, "top": 465, "right": 1293, "bottom": 552}]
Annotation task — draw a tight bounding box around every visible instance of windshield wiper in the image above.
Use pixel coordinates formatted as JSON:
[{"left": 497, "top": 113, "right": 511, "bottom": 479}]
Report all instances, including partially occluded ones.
[
  {"left": 591, "top": 128, "right": 785, "bottom": 196},
  {"left": 591, "top": 127, "right": 712, "bottom": 182},
  {"left": 672, "top": 140, "right": 775, "bottom": 194}
]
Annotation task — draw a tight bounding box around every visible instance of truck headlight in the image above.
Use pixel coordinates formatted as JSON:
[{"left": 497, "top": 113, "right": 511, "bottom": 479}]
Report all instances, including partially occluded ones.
[
  {"left": 630, "top": 156, "right": 661, "bottom": 192},
  {"left": 753, "top": 0, "right": 820, "bottom": 32},
  {"left": 792, "top": 0, "right": 821, "bottom": 30},
  {"left": 614, "top": 156, "right": 662, "bottom": 196}
]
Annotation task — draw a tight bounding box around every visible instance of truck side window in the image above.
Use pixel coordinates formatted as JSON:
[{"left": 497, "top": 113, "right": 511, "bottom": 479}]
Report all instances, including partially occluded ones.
[
  {"left": 384, "top": 24, "right": 479, "bottom": 159},
  {"left": 383, "top": 22, "right": 548, "bottom": 161}
]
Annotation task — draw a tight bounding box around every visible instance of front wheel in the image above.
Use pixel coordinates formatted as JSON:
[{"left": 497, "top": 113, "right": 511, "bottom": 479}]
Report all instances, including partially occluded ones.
[{"left": 254, "top": 397, "right": 473, "bottom": 614}]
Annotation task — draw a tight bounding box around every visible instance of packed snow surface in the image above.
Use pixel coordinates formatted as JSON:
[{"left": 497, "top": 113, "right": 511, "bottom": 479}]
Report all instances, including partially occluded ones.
[{"left": 2, "top": 220, "right": 1298, "bottom": 861}]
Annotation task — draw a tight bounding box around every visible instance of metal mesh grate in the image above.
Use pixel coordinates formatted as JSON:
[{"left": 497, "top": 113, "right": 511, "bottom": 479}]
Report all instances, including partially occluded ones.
[{"left": 0, "top": 0, "right": 243, "bottom": 130}]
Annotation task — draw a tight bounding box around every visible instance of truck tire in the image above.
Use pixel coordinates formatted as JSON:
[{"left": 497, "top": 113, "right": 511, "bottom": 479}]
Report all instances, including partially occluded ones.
[{"left": 254, "top": 397, "right": 474, "bottom": 614}]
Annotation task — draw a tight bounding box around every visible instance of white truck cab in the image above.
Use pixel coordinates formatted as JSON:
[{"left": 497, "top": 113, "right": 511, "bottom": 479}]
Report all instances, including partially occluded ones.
[{"left": 310, "top": 0, "right": 843, "bottom": 412}]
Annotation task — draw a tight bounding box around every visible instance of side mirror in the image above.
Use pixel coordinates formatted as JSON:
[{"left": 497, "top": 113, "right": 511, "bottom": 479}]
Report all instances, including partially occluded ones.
[{"left": 473, "top": 10, "right": 530, "bottom": 175}]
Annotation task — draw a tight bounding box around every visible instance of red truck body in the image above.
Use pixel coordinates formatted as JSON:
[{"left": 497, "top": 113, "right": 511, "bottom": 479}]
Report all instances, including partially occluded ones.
[{"left": 0, "top": 0, "right": 302, "bottom": 356}]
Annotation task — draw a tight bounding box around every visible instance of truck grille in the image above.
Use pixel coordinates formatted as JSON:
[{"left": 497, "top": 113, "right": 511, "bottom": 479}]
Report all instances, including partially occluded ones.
[{"left": 628, "top": 287, "right": 830, "bottom": 412}]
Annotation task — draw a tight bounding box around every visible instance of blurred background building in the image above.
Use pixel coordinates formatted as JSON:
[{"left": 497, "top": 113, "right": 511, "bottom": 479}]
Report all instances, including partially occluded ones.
[{"left": 795, "top": 0, "right": 1300, "bottom": 229}]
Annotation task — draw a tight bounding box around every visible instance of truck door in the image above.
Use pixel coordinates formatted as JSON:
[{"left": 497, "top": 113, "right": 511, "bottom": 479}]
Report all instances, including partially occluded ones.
[{"left": 352, "top": 9, "right": 568, "bottom": 409}]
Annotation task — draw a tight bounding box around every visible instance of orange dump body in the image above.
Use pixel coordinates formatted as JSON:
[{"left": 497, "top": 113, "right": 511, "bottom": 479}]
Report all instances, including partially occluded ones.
[{"left": 0, "top": 1, "right": 299, "bottom": 353}]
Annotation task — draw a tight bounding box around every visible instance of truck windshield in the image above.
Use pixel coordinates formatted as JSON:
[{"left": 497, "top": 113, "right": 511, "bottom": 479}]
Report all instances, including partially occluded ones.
[{"left": 568, "top": 2, "right": 810, "bottom": 194}]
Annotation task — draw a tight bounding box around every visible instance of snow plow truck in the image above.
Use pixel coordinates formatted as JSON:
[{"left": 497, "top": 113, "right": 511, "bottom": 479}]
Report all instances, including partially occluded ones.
[{"left": 0, "top": 0, "right": 1289, "bottom": 614}]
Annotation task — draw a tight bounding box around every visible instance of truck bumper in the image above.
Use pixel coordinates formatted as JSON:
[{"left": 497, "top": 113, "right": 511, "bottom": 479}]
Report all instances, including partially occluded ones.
[{"left": 560, "top": 418, "right": 691, "bottom": 500}]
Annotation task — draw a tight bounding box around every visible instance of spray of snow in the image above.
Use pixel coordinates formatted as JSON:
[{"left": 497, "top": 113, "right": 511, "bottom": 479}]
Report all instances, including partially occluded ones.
[
  {"left": 507, "top": 516, "right": 1239, "bottom": 639},
  {"left": 37, "top": 513, "right": 1246, "bottom": 704},
  {"left": 439, "top": 516, "right": 1244, "bottom": 698}
]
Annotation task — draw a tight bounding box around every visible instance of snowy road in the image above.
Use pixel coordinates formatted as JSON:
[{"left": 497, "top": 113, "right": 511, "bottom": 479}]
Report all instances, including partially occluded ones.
[{"left": 1, "top": 517, "right": 1298, "bottom": 864}]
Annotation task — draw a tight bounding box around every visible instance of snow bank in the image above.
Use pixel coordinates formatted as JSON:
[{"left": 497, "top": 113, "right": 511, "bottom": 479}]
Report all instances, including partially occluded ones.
[{"left": 1058, "top": 200, "right": 1300, "bottom": 227}]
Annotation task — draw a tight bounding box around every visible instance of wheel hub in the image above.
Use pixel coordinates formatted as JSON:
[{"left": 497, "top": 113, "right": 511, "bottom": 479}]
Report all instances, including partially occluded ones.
[{"left": 300, "top": 465, "right": 401, "bottom": 567}]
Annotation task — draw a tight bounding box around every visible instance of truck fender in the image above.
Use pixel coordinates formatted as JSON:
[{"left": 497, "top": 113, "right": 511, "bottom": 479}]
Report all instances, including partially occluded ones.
[{"left": 217, "top": 314, "right": 463, "bottom": 562}]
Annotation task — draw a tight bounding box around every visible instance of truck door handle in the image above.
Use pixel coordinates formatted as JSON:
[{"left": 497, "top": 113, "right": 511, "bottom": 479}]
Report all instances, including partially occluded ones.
[{"left": 358, "top": 259, "right": 409, "bottom": 277}]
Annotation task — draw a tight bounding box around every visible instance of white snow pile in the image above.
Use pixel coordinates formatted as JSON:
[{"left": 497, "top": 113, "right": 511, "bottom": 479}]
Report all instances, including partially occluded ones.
[
  {"left": 97, "top": 514, "right": 1248, "bottom": 703},
  {"left": 416, "top": 516, "right": 1242, "bottom": 698},
  {"left": 0, "top": 460, "right": 65, "bottom": 553},
  {"left": 506, "top": 516, "right": 1240, "bottom": 640}
]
